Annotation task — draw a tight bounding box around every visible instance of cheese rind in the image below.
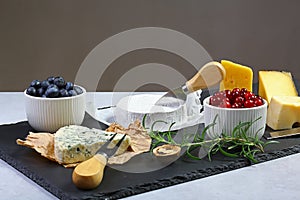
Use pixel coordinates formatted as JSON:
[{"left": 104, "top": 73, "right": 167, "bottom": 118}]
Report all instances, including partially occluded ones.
[
  {"left": 259, "top": 71, "right": 298, "bottom": 104},
  {"left": 219, "top": 60, "right": 253, "bottom": 91},
  {"left": 115, "top": 94, "right": 187, "bottom": 130},
  {"left": 54, "top": 125, "right": 130, "bottom": 164},
  {"left": 267, "top": 96, "right": 300, "bottom": 130}
]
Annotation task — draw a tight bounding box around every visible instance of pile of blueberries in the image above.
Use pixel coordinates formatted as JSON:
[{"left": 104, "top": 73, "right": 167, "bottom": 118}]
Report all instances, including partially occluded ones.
[{"left": 26, "top": 76, "right": 83, "bottom": 98}]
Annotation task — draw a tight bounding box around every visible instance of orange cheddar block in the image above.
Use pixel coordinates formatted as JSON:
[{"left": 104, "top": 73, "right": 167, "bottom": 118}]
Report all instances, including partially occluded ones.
[
  {"left": 258, "top": 71, "right": 298, "bottom": 104},
  {"left": 219, "top": 60, "right": 253, "bottom": 92}
]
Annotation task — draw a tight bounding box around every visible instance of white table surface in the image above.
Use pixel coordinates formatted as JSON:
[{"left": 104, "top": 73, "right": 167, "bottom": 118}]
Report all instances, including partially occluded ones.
[{"left": 1, "top": 92, "right": 300, "bottom": 200}]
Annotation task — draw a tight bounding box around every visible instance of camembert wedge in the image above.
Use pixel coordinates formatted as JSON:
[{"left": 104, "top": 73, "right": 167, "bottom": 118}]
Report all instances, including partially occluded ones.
[{"left": 54, "top": 125, "right": 130, "bottom": 164}]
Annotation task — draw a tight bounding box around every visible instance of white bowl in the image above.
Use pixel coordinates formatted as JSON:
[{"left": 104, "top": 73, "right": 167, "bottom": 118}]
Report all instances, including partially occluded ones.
[
  {"left": 203, "top": 96, "right": 267, "bottom": 139},
  {"left": 24, "top": 86, "right": 86, "bottom": 132}
]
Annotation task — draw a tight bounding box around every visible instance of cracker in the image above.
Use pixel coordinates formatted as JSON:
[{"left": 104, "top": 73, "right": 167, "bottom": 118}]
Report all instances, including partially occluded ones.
[
  {"left": 16, "top": 132, "right": 56, "bottom": 162},
  {"left": 107, "top": 120, "right": 151, "bottom": 165}
]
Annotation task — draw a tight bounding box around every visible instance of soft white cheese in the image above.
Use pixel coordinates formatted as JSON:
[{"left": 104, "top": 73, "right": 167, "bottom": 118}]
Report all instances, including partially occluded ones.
[
  {"left": 114, "top": 94, "right": 187, "bottom": 131},
  {"left": 54, "top": 125, "right": 130, "bottom": 164}
]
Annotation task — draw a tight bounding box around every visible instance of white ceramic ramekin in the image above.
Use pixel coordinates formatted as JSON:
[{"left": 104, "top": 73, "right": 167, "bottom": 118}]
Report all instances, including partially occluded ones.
[
  {"left": 24, "top": 86, "right": 86, "bottom": 132},
  {"left": 203, "top": 96, "right": 267, "bottom": 139}
]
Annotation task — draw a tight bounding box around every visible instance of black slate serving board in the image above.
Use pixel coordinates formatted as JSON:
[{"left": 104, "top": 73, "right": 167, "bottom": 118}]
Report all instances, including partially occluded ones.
[
  {"left": 1, "top": 114, "right": 300, "bottom": 200},
  {"left": 1, "top": 81, "right": 300, "bottom": 200}
]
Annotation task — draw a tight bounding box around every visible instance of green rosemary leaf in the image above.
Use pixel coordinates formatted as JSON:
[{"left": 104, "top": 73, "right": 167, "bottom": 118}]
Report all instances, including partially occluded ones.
[
  {"left": 231, "top": 122, "right": 242, "bottom": 137},
  {"left": 167, "top": 132, "right": 175, "bottom": 144},
  {"left": 200, "top": 122, "right": 215, "bottom": 141},
  {"left": 256, "top": 127, "right": 264, "bottom": 136},
  {"left": 219, "top": 146, "right": 239, "bottom": 158},
  {"left": 142, "top": 114, "right": 147, "bottom": 129},
  {"left": 150, "top": 120, "right": 168, "bottom": 132},
  {"left": 227, "top": 144, "right": 239, "bottom": 150},
  {"left": 241, "top": 129, "right": 248, "bottom": 140},
  {"left": 244, "top": 117, "right": 261, "bottom": 135},
  {"left": 168, "top": 122, "right": 176, "bottom": 132},
  {"left": 186, "top": 146, "right": 201, "bottom": 160},
  {"left": 200, "top": 115, "right": 219, "bottom": 141},
  {"left": 151, "top": 140, "right": 163, "bottom": 151},
  {"left": 207, "top": 141, "right": 220, "bottom": 161},
  {"left": 263, "top": 140, "right": 280, "bottom": 147},
  {"left": 148, "top": 115, "right": 279, "bottom": 163},
  {"left": 250, "top": 149, "right": 261, "bottom": 157}
]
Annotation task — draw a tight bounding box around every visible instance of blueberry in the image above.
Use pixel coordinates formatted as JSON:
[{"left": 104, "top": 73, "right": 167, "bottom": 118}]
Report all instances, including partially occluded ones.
[
  {"left": 74, "top": 86, "right": 83, "bottom": 95},
  {"left": 65, "top": 82, "right": 74, "bottom": 91},
  {"left": 47, "top": 84, "right": 59, "bottom": 90},
  {"left": 68, "top": 90, "right": 77, "bottom": 96},
  {"left": 59, "top": 89, "right": 69, "bottom": 97},
  {"left": 30, "top": 80, "right": 41, "bottom": 88},
  {"left": 54, "top": 76, "right": 65, "bottom": 88},
  {"left": 36, "top": 88, "right": 45, "bottom": 97},
  {"left": 41, "top": 80, "right": 50, "bottom": 89},
  {"left": 47, "top": 76, "right": 55, "bottom": 84},
  {"left": 26, "top": 87, "right": 36, "bottom": 96},
  {"left": 45, "top": 87, "right": 59, "bottom": 98}
]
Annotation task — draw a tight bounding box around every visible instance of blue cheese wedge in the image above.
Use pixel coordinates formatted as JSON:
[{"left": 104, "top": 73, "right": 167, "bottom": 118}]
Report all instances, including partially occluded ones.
[{"left": 54, "top": 125, "right": 130, "bottom": 164}]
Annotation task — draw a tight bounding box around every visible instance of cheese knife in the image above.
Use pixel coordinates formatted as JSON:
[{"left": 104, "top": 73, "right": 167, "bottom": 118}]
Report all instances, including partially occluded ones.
[
  {"left": 72, "top": 133, "right": 126, "bottom": 190},
  {"left": 267, "top": 127, "right": 300, "bottom": 139},
  {"left": 155, "top": 61, "right": 226, "bottom": 108}
]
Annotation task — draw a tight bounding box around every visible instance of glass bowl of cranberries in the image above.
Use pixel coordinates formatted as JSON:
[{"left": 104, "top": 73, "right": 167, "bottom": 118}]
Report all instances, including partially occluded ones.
[
  {"left": 24, "top": 76, "right": 86, "bottom": 132},
  {"left": 203, "top": 88, "right": 267, "bottom": 139}
]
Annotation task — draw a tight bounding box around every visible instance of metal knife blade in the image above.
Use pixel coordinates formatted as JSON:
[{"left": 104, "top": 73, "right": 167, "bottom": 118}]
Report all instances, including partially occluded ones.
[
  {"left": 154, "top": 85, "right": 189, "bottom": 109},
  {"left": 267, "top": 127, "right": 300, "bottom": 139}
]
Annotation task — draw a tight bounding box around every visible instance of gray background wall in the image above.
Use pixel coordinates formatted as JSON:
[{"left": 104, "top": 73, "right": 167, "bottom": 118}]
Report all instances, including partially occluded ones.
[{"left": 0, "top": 0, "right": 299, "bottom": 92}]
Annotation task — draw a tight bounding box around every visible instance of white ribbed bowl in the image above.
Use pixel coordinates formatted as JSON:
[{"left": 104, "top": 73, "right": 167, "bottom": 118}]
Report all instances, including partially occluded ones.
[
  {"left": 203, "top": 96, "right": 267, "bottom": 139},
  {"left": 24, "top": 86, "right": 86, "bottom": 132}
]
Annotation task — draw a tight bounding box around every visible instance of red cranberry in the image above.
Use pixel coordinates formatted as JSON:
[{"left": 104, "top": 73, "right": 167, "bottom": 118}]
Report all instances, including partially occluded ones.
[
  {"left": 210, "top": 96, "right": 219, "bottom": 106},
  {"left": 232, "top": 88, "right": 241, "bottom": 93},
  {"left": 254, "top": 98, "right": 263, "bottom": 106},
  {"left": 219, "top": 101, "right": 231, "bottom": 108},
  {"left": 257, "top": 95, "right": 263, "bottom": 100},
  {"left": 216, "top": 91, "right": 226, "bottom": 98},
  {"left": 240, "top": 88, "right": 247, "bottom": 97},
  {"left": 235, "top": 96, "right": 244, "bottom": 104},
  {"left": 244, "top": 99, "right": 255, "bottom": 108},
  {"left": 231, "top": 88, "right": 240, "bottom": 99},
  {"left": 210, "top": 88, "right": 264, "bottom": 108},
  {"left": 241, "top": 88, "right": 248, "bottom": 93},
  {"left": 244, "top": 92, "right": 255, "bottom": 100},
  {"left": 232, "top": 102, "right": 242, "bottom": 108},
  {"left": 224, "top": 90, "right": 232, "bottom": 99}
]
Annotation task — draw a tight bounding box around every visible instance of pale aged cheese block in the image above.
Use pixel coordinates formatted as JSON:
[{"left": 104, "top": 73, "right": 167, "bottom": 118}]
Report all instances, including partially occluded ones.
[
  {"left": 219, "top": 60, "right": 253, "bottom": 91},
  {"left": 54, "top": 125, "right": 130, "bottom": 164},
  {"left": 267, "top": 96, "right": 300, "bottom": 130},
  {"left": 259, "top": 71, "right": 298, "bottom": 104}
]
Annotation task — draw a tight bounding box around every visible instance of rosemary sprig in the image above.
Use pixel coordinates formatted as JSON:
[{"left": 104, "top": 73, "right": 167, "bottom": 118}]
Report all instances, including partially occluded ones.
[{"left": 145, "top": 115, "right": 279, "bottom": 163}]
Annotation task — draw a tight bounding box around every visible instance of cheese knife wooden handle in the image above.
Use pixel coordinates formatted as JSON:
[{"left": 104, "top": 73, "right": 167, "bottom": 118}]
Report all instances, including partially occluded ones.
[
  {"left": 186, "top": 61, "right": 226, "bottom": 92},
  {"left": 72, "top": 154, "right": 107, "bottom": 190}
]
